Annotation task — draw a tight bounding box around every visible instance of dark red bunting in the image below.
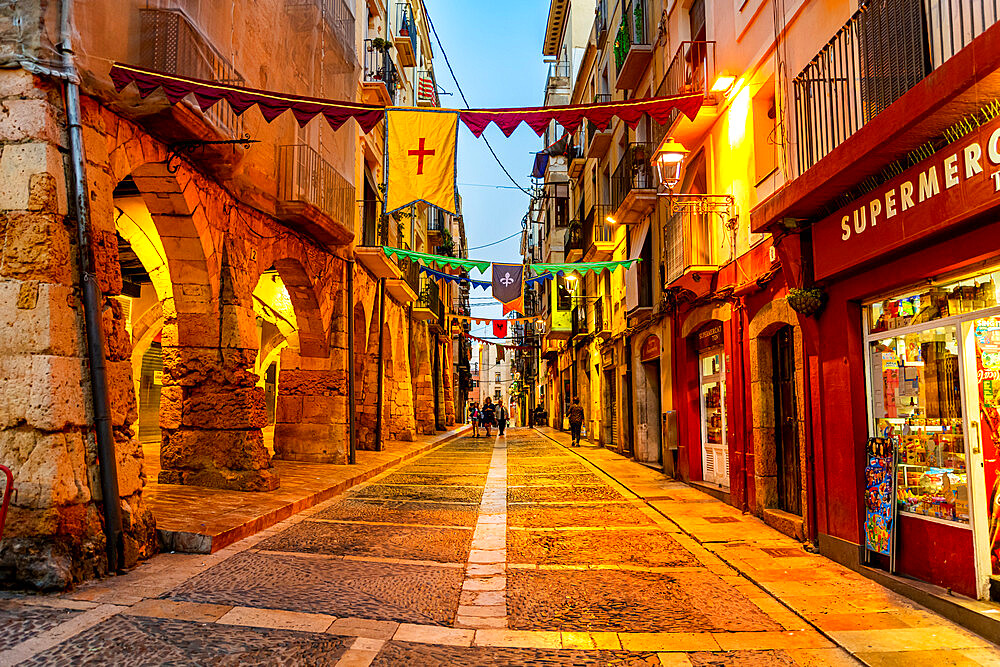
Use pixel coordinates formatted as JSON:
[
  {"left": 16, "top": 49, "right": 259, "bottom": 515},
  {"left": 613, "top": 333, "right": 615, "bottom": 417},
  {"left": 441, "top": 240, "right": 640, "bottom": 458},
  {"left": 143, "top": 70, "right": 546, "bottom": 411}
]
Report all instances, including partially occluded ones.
[{"left": 109, "top": 63, "right": 704, "bottom": 138}]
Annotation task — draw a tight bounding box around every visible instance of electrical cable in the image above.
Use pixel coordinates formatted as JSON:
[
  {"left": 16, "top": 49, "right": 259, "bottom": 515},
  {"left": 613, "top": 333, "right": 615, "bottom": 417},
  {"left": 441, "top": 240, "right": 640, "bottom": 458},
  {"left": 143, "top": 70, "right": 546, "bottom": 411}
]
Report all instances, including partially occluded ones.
[
  {"left": 421, "top": 0, "right": 534, "bottom": 197},
  {"left": 468, "top": 230, "right": 524, "bottom": 250}
]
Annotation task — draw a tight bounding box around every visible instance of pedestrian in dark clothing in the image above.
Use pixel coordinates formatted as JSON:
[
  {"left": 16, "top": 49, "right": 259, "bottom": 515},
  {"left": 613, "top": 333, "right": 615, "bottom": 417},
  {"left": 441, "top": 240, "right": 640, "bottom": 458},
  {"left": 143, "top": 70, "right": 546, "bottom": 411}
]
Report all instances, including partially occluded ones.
[
  {"left": 497, "top": 404, "right": 509, "bottom": 436},
  {"left": 481, "top": 398, "right": 496, "bottom": 437},
  {"left": 568, "top": 397, "right": 585, "bottom": 447},
  {"left": 470, "top": 402, "right": 480, "bottom": 438}
]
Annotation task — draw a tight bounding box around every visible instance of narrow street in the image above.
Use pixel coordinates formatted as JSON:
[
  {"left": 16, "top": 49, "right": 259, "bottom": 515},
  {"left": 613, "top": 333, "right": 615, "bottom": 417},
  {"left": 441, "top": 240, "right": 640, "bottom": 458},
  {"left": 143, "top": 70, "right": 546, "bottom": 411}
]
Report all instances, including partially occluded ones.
[{"left": 1, "top": 428, "right": 996, "bottom": 666}]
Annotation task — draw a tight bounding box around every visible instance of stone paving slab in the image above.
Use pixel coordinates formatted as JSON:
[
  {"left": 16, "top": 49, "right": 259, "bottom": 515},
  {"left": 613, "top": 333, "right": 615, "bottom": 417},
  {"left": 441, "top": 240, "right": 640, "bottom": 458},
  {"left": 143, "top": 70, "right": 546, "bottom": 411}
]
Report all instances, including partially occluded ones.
[
  {"left": 371, "top": 640, "right": 668, "bottom": 665},
  {"left": 380, "top": 473, "right": 487, "bottom": 486},
  {"left": 167, "top": 551, "right": 462, "bottom": 625},
  {"left": 256, "top": 520, "right": 473, "bottom": 562},
  {"left": 508, "top": 528, "right": 699, "bottom": 568},
  {"left": 507, "top": 473, "right": 606, "bottom": 486},
  {"left": 20, "top": 614, "right": 350, "bottom": 666},
  {"left": 311, "top": 498, "right": 480, "bottom": 526},
  {"left": 507, "top": 502, "right": 656, "bottom": 528},
  {"left": 507, "top": 568, "right": 784, "bottom": 633},
  {"left": 350, "top": 483, "right": 484, "bottom": 503},
  {"left": 508, "top": 484, "right": 625, "bottom": 503}
]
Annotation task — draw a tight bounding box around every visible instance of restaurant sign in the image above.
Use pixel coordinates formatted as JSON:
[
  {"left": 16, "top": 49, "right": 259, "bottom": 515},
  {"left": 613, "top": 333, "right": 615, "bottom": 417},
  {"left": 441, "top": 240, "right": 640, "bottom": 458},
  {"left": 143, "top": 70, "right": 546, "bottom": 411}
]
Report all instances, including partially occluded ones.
[{"left": 813, "top": 113, "right": 1000, "bottom": 280}]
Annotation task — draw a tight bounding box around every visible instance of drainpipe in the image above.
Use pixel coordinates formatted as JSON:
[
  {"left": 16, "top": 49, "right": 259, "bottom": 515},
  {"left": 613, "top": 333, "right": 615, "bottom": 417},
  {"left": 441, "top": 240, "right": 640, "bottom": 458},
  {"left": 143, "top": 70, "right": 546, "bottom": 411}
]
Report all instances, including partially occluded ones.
[
  {"left": 374, "top": 277, "right": 386, "bottom": 451},
  {"left": 58, "top": 0, "right": 124, "bottom": 573},
  {"left": 347, "top": 260, "right": 357, "bottom": 464}
]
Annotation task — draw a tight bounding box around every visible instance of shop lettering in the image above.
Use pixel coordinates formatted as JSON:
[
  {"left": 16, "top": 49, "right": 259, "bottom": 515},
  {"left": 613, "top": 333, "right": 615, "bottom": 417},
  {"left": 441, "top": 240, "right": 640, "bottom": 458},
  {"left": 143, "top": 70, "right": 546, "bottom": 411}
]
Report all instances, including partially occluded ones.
[
  {"left": 840, "top": 127, "right": 1000, "bottom": 241},
  {"left": 979, "top": 368, "right": 1000, "bottom": 382}
]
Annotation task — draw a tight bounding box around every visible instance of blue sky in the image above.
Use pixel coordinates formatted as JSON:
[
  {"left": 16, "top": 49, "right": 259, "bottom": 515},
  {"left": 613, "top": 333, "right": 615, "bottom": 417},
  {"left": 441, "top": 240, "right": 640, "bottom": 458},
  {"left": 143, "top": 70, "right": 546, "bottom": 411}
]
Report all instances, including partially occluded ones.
[{"left": 423, "top": 0, "right": 549, "bottom": 331}]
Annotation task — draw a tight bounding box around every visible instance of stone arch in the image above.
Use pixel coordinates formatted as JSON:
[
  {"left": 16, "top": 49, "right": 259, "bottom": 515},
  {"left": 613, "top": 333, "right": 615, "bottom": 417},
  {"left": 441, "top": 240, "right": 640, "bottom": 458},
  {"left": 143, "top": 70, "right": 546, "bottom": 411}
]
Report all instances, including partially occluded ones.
[
  {"left": 680, "top": 303, "right": 732, "bottom": 339},
  {"left": 747, "top": 297, "right": 808, "bottom": 540},
  {"left": 272, "top": 257, "right": 328, "bottom": 358},
  {"left": 353, "top": 301, "right": 368, "bottom": 407}
]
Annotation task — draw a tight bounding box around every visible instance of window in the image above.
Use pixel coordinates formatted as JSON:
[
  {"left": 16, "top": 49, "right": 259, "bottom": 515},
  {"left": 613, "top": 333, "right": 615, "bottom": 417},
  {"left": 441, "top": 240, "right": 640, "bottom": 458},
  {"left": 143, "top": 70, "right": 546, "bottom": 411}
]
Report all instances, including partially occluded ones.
[
  {"left": 495, "top": 372, "right": 501, "bottom": 382},
  {"left": 753, "top": 77, "right": 779, "bottom": 184},
  {"left": 495, "top": 388, "right": 502, "bottom": 400}
]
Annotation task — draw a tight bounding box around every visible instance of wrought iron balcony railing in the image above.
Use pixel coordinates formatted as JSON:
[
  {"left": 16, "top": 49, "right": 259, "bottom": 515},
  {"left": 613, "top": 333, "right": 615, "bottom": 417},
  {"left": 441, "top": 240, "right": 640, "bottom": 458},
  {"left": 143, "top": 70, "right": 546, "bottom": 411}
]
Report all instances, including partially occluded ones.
[
  {"left": 611, "top": 142, "right": 656, "bottom": 213},
  {"left": 595, "top": 0, "right": 609, "bottom": 45},
  {"left": 594, "top": 298, "right": 606, "bottom": 334},
  {"left": 586, "top": 204, "right": 615, "bottom": 247},
  {"left": 663, "top": 206, "right": 720, "bottom": 285},
  {"left": 793, "top": 0, "right": 998, "bottom": 175},
  {"left": 277, "top": 144, "right": 355, "bottom": 226},
  {"left": 139, "top": 8, "right": 245, "bottom": 137},
  {"left": 565, "top": 221, "right": 584, "bottom": 255},
  {"left": 394, "top": 2, "right": 418, "bottom": 64},
  {"left": 652, "top": 41, "right": 715, "bottom": 148},
  {"left": 419, "top": 276, "right": 446, "bottom": 323},
  {"left": 613, "top": 0, "right": 649, "bottom": 73},
  {"left": 571, "top": 304, "right": 588, "bottom": 338},
  {"left": 285, "top": 0, "right": 355, "bottom": 63},
  {"left": 364, "top": 39, "right": 398, "bottom": 104}
]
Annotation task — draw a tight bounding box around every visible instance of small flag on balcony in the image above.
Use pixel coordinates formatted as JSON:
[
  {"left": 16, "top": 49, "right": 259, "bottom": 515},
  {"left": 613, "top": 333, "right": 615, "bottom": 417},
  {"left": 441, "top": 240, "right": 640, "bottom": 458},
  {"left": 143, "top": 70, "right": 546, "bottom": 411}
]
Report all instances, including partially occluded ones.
[
  {"left": 386, "top": 109, "right": 459, "bottom": 215},
  {"left": 418, "top": 74, "right": 437, "bottom": 105}
]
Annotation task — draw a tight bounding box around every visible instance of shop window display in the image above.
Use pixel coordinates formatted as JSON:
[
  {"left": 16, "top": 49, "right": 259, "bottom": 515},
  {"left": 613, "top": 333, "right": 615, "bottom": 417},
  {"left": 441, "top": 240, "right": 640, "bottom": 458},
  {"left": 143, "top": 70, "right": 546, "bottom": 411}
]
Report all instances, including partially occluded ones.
[
  {"left": 869, "top": 269, "right": 998, "bottom": 334},
  {"left": 869, "top": 326, "right": 968, "bottom": 523}
]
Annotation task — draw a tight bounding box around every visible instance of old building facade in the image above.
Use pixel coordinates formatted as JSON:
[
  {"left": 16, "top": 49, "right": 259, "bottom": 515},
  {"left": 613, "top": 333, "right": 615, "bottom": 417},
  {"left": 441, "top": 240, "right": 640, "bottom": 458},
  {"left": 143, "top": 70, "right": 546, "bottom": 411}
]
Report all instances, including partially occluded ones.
[{"left": 0, "top": 0, "right": 459, "bottom": 589}]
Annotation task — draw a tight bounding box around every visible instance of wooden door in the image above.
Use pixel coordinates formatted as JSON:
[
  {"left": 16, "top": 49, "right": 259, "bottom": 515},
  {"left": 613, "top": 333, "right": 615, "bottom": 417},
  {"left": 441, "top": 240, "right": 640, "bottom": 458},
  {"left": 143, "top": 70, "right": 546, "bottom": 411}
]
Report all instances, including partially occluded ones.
[{"left": 773, "top": 326, "right": 801, "bottom": 515}]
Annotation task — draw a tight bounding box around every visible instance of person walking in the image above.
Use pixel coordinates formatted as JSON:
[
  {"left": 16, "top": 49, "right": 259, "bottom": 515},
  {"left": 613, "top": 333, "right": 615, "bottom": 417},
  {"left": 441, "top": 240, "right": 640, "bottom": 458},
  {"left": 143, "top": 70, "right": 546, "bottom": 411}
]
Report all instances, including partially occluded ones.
[
  {"left": 469, "top": 402, "right": 480, "bottom": 438},
  {"left": 497, "top": 403, "right": 509, "bottom": 436},
  {"left": 568, "top": 396, "right": 585, "bottom": 447},
  {"left": 480, "top": 398, "right": 496, "bottom": 438}
]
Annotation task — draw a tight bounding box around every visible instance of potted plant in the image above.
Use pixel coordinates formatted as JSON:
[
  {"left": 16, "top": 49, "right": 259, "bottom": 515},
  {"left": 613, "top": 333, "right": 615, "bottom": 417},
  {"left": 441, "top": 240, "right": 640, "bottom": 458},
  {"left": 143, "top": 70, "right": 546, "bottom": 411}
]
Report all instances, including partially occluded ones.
[
  {"left": 370, "top": 38, "right": 393, "bottom": 52},
  {"left": 786, "top": 286, "right": 827, "bottom": 316}
]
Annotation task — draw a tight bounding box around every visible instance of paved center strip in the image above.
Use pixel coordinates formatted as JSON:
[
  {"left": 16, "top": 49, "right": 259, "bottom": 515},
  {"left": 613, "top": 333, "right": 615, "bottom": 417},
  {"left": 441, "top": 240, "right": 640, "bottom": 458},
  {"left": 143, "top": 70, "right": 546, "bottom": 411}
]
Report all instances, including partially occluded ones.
[{"left": 455, "top": 434, "right": 508, "bottom": 630}]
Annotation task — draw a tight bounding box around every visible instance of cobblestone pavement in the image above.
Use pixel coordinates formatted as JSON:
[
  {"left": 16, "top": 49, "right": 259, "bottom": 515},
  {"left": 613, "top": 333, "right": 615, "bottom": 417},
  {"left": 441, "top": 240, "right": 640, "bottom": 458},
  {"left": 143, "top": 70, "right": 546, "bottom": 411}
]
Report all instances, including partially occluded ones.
[{"left": 2, "top": 428, "right": 998, "bottom": 666}]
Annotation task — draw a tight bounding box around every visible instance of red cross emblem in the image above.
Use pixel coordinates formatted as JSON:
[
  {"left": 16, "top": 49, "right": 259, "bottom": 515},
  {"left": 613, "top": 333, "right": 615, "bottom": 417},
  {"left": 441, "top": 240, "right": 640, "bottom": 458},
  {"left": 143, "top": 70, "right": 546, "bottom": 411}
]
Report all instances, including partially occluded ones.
[{"left": 408, "top": 137, "right": 436, "bottom": 175}]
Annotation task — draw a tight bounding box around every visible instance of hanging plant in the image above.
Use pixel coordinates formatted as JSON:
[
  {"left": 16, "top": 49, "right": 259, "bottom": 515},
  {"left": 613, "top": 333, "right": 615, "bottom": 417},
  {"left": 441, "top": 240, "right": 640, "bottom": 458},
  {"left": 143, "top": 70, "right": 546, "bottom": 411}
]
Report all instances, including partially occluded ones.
[
  {"left": 787, "top": 287, "right": 827, "bottom": 316},
  {"left": 370, "top": 38, "right": 393, "bottom": 52}
]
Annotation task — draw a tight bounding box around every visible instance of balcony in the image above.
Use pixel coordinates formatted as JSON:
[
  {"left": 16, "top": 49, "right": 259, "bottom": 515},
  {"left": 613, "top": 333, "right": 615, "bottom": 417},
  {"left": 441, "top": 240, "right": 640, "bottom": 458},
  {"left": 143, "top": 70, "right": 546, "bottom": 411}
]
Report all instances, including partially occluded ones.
[
  {"left": 276, "top": 145, "right": 355, "bottom": 246},
  {"left": 651, "top": 41, "right": 716, "bottom": 149},
  {"left": 584, "top": 204, "right": 616, "bottom": 262},
  {"left": 547, "top": 282, "right": 573, "bottom": 340},
  {"left": 611, "top": 142, "right": 657, "bottom": 224},
  {"left": 286, "top": 0, "right": 355, "bottom": 64},
  {"left": 362, "top": 39, "right": 398, "bottom": 106},
  {"left": 594, "top": 299, "right": 611, "bottom": 339},
  {"left": 417, "top": 70, "right": 439, "bottom": 107},
  {"left": 595, "top": 0, "right": 609, "bottom": 48},
  {"left": 386, "top": 252, "right": 419, "bottom": 304},
  {"left": 427, "top": 206, "right": 446, "bottom": 242},
  {"left": 571, "top": 305, "right": 588, "bottom": 340},
  {"left": 413, "top": 274, "right": 441, "bottom": 321},
  {"left": 393, "top": 3, "right": 418, "bottom": 67},
  {"left": 568, "top": 125, "right": 587, "bottom": 179},
  {"left": 565, "top": 221, "right": 584, "bottom": 262},
  {"left": 793, "top": 0, "right": 1000, "bottom": 175},
  {"left": 613, "top": 0, "right": 652, "bottom": 90},
  {"left": 588, "top": 94, "right": 613, "bottom": 158},
  {"left": 663, "top": 207, "right": 722, "bottom": 291},
  {"left": 138, "top": 9, "right": 246, "bottom": 169}
]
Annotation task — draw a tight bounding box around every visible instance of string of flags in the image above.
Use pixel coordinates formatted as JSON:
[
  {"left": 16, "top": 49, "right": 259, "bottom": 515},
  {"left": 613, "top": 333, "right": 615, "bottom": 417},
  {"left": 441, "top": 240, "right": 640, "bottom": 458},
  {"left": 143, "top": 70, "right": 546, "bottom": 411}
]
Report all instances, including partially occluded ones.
[
  {"left": 109, "top": 64, "right": 703, "bottom": 216},
  {"left": 463, "top": 332, "right": 536, "bottom": 350}
]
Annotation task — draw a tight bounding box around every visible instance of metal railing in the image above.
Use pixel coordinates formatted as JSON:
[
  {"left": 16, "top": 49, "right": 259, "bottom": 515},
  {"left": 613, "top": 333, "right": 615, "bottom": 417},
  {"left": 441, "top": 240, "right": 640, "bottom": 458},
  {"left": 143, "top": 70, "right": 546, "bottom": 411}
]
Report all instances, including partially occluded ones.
[
  {"left": 587, "top": 204, "right": 616, "bottom": 246},
  {"left": 401, "top": 247, "right": 420, "bottom": 294},
  {"left": 663, "top": 208, "right": 718, "bottom": 285},
  {"left": 364, "top": 39, "right": 398, "bottom": 104},
  {"left": 572, "top": 304, "right": 588, "bottom": 337},
  {"left": 394, "top": 2, "right": 418, "bottom": 57},
  {"left": 611, "top": 142, "right": 656, "bottom": 213},
  {"left": 548, "top": 59, "right": 571, "bottom": 81},
  {"left": 286, "top": 0, "right": 355, "bottom": 62},
  {"left": 596, "top": 0, "right": 609, "bottom": 44},
  {"left": 419, "top": 275, "right": 445, "bottom": 322},
  {"left": 277, "top": 144, "right": 355, "bottom": 226},
  {"left": 793, "top": 0, "right": 999, "bottom": 175},
  {"left": 139, "top": 8, "right": 245, "bottom": 137},
  {"left": 652, "top": 41, "right": 715, "bottom": 148},
  {"left": 565, "top": 221, "right": 584, "bottom": 254},
  {"left": 428, "top": 207, "right": 446, "bottom": 232},
  {"left": 613, "top": 0, "right": 649, "bottom": 73},
  {"left": 594, "top": 298, "right": 606, "bottom": 333}
]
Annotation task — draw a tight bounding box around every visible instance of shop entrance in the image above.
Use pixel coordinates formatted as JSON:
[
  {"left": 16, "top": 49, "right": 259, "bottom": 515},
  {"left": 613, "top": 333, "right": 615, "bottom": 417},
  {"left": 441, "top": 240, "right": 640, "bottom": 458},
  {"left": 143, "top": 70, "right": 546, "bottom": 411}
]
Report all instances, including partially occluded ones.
[
  {"left": 635, "top": 334, "right": 662, "bottom": 465},
  {"left": 773, "top": 326, "right": 801, "bottom": 515},
  {"left": 866, "top": 266, "right": 1000, "bottom": 599},
  {"left": 696, "top": 322, "right": 728, "bottom": 488},
  {"left": 604, "top": 369, "right": 617, "bottom": 448}
]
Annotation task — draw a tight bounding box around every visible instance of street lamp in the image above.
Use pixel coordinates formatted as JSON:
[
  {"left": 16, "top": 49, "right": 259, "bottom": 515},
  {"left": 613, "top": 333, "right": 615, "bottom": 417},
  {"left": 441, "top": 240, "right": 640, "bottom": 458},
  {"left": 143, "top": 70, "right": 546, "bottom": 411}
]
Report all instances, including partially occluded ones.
[{"left": 653, "top": 137, "right": 689, "bottom": 192}]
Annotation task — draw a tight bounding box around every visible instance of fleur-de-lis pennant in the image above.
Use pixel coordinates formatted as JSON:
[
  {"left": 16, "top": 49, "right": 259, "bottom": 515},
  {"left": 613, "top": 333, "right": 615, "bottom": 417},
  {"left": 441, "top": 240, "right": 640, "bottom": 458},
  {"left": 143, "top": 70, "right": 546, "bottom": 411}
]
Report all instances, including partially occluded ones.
[{"left": 491, "top": 263, "right": 523, "bottom": 305}]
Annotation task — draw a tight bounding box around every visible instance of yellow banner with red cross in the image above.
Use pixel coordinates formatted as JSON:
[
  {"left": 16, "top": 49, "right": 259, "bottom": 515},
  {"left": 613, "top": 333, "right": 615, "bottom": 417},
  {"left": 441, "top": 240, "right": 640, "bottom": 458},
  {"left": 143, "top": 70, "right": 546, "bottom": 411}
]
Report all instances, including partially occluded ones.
[{"left": 385, "top": 109, "right": 459, "bottom": 215}]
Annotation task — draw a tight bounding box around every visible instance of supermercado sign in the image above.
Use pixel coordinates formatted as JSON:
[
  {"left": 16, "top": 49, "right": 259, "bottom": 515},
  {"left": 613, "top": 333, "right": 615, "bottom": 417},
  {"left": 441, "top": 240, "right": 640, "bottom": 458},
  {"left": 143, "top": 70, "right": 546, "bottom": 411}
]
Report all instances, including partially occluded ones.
[{"left": 813, "top": 114, "right": 1000, "bottom": 280}]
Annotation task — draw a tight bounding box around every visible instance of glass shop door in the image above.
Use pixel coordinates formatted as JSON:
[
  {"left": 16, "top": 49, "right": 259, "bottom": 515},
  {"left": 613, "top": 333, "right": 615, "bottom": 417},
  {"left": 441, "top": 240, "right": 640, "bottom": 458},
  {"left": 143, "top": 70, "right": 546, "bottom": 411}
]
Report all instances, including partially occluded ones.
[{"left": 962, "top": 312, "right": 1000, "bottom": 600}]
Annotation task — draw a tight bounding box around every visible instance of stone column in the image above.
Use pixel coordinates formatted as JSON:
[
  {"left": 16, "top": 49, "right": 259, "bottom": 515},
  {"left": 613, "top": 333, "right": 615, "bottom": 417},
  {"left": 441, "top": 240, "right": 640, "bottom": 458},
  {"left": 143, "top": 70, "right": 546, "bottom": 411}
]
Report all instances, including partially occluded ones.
[{"left": 273, "top": 347, "right": 348, "bottom": 463}]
